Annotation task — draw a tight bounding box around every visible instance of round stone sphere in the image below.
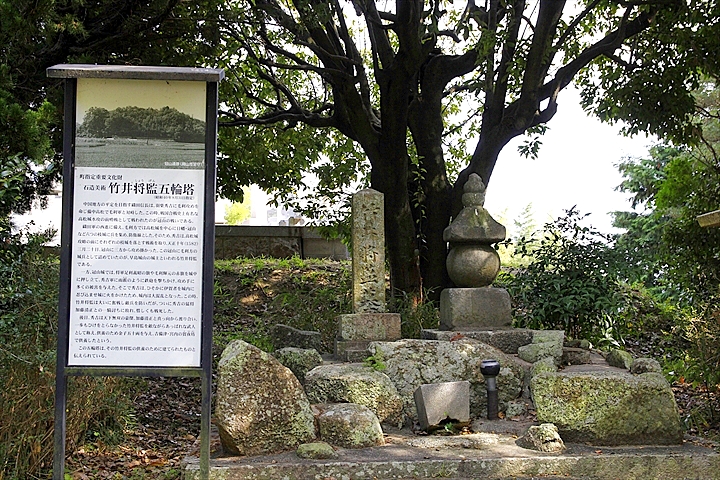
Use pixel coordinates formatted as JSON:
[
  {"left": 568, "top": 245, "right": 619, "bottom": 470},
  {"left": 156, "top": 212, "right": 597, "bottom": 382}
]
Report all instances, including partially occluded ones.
[{"left": 446, "top": 244, "right": 500, "bottom": 287}]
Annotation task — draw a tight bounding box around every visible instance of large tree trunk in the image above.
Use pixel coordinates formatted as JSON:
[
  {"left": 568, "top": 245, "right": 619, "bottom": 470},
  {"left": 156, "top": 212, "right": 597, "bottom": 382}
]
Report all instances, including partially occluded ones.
[
  {"left": 408, "top": 87, "right": 451, "bottom": 301},
  {"left": 371, "top": 57, "right": 424, "bottom": 303}
]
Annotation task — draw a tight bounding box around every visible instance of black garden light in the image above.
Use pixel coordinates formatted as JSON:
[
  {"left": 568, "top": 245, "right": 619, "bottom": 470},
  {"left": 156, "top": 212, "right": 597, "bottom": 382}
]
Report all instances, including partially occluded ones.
[{"left": 481, "top": 359, "right": 500, "bottom": 420}]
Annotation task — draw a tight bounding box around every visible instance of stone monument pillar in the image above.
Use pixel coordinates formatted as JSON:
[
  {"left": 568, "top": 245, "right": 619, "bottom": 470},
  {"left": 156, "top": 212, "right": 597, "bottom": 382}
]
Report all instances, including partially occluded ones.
[
  {"left": 335, "top": 189, "right": 401, "bottom": 362},
  {"left": 439, "top": 174, "right": 512, "bottom": 330}
]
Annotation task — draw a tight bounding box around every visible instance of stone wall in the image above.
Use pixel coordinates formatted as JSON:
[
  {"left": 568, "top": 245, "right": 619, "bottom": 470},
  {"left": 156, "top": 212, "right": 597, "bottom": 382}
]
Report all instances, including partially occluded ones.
[{"left": 215, "top": 225, "right": 348, "bottom": 260}]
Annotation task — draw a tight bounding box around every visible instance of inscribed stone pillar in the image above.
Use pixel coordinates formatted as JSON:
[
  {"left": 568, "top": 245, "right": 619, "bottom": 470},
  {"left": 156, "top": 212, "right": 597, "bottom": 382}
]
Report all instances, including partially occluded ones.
[{"left": 352, "top": 189, "right": 386, "bottom": 313}]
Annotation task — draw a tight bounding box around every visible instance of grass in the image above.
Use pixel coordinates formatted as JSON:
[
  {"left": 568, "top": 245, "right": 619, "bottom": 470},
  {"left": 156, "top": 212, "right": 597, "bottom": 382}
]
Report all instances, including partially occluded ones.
[{"left": 212, "top": 256, "right": 352, "bottom": 357}]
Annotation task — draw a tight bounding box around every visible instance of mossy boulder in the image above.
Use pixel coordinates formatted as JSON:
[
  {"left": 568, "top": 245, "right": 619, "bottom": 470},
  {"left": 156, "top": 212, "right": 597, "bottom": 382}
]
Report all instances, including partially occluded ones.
[
  {"left": 531, "top": 357, "right": 559, "bottom": 377},
  {"left": 368, "top": 339, "right": 524, "bottom": 421},
  {"left": 316, "top": 403, "right": 384, "bottom": 448},
  {"left": 273, "top": 347, "right": 323, "bottom": 385},
  {"left": 304, "top": 363, "right": 403, "bottom": 426},
  {"left": 531, "top": 370, "right": 683, "bottom": 445},
  {"left": 606, "top": 349, "right": 634, "bottom": 370},
  {"left": 215, "top": 340, "right": 316, "bottom": 456}
]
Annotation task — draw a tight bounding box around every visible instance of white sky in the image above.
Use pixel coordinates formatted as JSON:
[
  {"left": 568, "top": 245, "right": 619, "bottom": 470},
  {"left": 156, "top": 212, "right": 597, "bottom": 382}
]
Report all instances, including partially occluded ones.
[{"left": 484, "top": 86, "right": 654, "bottom": 234}]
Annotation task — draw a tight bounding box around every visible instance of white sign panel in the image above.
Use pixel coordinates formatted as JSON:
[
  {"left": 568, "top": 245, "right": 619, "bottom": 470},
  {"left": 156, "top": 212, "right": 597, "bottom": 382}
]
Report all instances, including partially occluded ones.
[{"left": 68, "top": 78, "right": 207, "bottom": 367}]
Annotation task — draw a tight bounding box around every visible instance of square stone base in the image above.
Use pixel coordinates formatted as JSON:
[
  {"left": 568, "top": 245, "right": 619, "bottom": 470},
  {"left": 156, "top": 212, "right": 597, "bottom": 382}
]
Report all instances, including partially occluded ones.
[
  {"left": 336, "top": 313, "right": 401, "bottom": 341},
  {"left": 440, "top": 287, "right": 512, "bottom": 330},
  {"left": 335, "top": 313, "right": 401, "bottom": 361}
]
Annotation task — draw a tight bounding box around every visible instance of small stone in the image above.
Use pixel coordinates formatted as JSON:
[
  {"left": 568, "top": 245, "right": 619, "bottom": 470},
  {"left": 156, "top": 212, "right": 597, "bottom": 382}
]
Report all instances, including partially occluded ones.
[
  {"left": 532, "top": 330, "right": 565, "bottom": 345},
  {"left": 317, "top": 403, "right": 384, "bottom": 448},
  {"left": 272, "top": 324, "right": 323, "bottom": 352},
  {"left": 564, "top": 339, "right": 591, "bottom": 349},
  {"left": 606, "top": 349, "right": 634, "bottom": 370},
  {"left": 304, "top": 363, "right": 404, "bottom": 426},
  {"left": 516, "top": 423, "right": 566, "bottom": 453},
  {"left": 630, "top": 357, "right": 662, "bottom": 374},
  {"left": 296, "top": 441, "right": 337, "bottom": 459}
]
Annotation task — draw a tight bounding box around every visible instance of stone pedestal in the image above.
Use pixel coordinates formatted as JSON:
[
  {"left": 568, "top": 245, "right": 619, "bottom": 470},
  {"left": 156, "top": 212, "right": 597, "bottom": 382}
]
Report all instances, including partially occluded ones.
[
  {"left": 439, "top": 287, "right": 512, "bottom": 330},
  {"left": 335, "top": 313, "right": 401, "bottom": 362}
]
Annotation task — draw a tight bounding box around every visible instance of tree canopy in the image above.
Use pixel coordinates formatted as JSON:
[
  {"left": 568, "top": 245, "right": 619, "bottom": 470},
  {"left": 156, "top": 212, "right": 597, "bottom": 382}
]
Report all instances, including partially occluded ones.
[
  {"left": 614, "top": 79, "right": 720, "bottom": 304},
  {"left": 215, "top": 0, "right": 720, "bottom": 299},
  {"left": 3, "top": 0, "right": 720, "bottom": 300},
  {"left": 0, "top": 0, "right": 222, "bottom": 228}
]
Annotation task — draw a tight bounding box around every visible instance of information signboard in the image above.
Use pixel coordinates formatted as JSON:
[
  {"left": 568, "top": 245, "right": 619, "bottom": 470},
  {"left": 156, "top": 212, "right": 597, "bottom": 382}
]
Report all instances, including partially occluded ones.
[
  {"left": 48, "top": 64, "right": 223, "bottom": 480},
  {"left": 70, "top": 78, "right": 208, "bottom": 367}
]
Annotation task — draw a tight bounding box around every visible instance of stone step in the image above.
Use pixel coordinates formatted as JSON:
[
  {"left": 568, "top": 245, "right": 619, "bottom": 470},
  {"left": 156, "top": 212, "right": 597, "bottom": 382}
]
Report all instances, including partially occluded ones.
[{"left": 184, "top": 435, "right": 720, "bottom": 479}]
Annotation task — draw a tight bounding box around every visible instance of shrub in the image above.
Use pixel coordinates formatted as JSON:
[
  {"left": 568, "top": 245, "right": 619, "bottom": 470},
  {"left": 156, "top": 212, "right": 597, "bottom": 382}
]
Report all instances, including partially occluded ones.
[{"left": 507, "top": 208, "right": 628, "bottom": 346}]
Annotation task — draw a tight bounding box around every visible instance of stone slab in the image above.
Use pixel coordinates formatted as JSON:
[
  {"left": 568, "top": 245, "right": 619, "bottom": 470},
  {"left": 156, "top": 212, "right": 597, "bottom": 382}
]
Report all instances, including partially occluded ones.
[
  {"left": 272, "top": 324, "right": 323, "bottom": 352},
  {"left": 440, "top": 287, "right": 512, "bottom": 330},
  {"left": 185, "top": 432, "right": 720, "bottom": 479},
  {"left": 422, "top": 328, "right": 533, "bottom": 354},
  {"left": 337, "top": 313, "right": 401, "bottom": 341},
  {"left": 334, "top": 340, "right": 370, "bottom": 362},
  {"left": 413, "top": 381, "right": 470, "bottom": 431}
]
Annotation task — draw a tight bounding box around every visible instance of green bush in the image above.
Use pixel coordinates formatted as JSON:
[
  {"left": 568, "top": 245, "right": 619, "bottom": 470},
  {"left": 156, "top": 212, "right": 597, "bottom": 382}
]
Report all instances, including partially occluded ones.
[{"left": 506, "top": 208, "right": 628, "bottom": 346}]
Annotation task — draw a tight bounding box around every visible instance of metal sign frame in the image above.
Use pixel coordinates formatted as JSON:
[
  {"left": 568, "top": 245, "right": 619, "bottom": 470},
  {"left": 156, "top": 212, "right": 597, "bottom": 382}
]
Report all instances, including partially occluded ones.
[{"left": 48, "top": 64, "right": 224, "bottom": 480}]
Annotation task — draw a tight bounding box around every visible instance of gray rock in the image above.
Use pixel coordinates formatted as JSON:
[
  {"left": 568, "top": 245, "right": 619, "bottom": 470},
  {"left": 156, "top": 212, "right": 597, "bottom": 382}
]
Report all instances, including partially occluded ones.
[
  {"left": 505, "top": 400, "right": 528, "bottom": 418},
  {"left": 296, "top": 441, "right": 337, "bottom": 459},
  {"left": 565, "top": 339, "right": 591, "bottom": 349},
  {"left": 518, "top": 341, "right": 563, "bottom": 364},
  {"left": 316, "top": 403, "right": 384, "bottom": 448},
  {"left": 215, "top": 340, "right": 316, "bottom": 456},
  {"left": 406, "top": 433, "right": 500, "bottom": 449},
  {"left": 516, "top": 423, "right": 566, "bottom": 453},
  {"left": 630, "top": 357, "right": 662, "bottom": 374},
  {"left": 414, "top": 381, "right": 470, "bottom": 431},
  {"left": 272, "top": 324, "right": 323, "bottom": 352},
  {"left": 422, "top": 328, "right": 534, "bottom": 354},
  {"left": 304, "top": 363, "right": 403, "bottom": 426},
  {"left": 368, "top": 339, "right": 524, "bottom": 421},
  {"left": 606, "top": 349, "right": 634, "bottom": 370},
  {"left": 532, "top": 330, "right": 565, "bottom": 345},
  {"left": 562, "top": 347, "right": 592, "bottom": 365},
  {"left": 273, "top": 347, "right": 323, "bottom": 385},
  {"left": 531, "top": 370, "right": 683, "bottom": 445}
]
